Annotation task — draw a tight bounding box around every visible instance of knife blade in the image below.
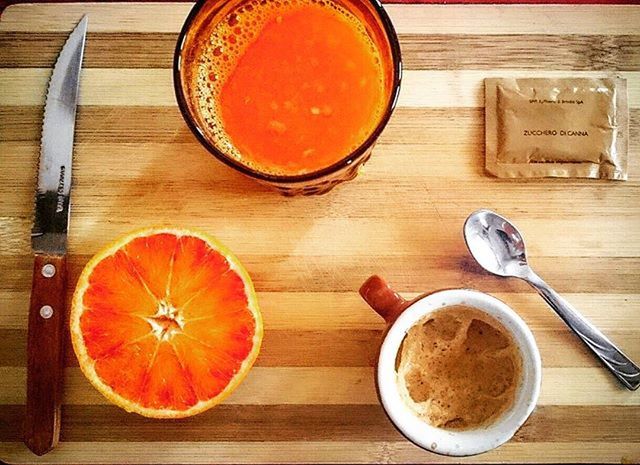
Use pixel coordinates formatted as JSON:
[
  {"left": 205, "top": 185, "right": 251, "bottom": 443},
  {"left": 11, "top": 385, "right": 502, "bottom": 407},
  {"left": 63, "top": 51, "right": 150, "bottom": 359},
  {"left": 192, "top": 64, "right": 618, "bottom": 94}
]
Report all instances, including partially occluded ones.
[{"left": 25, "top": 15, "right": 87, "bottom": 456}]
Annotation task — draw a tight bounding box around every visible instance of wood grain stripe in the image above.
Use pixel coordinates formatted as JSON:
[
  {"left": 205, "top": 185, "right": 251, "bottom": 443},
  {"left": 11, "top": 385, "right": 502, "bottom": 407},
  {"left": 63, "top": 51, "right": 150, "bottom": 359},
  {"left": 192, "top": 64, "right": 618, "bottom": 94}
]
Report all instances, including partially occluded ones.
[
  {"left": 1, "top": 367, "right": 638, "bottom": 406},
  {"left": 2, "top": 4, "right": 640, "bottom": 35},
  {"left": 2, "top": 146, "right": 640, "bottom": 223},
  {"left": 2, "top": 212, "right": 640, "bottom": 257},
  {"left": 1, "top": 106, "right": 638, "bottom": 187},
  {"left": 399, "top": 70, "right": 640, "bottom": 109},
  {"left": 399, "top": 34, "right": 640, "bottom": 71},
  {"left": 0, "top": 329, "right": 385, "bottom": 367},
  {"left": 2, "top": 107, "right": 639, "bottom": 148},
  {"left": 2, "top": 32, "right": 638, "bottom": 71},
  {"left": 1, "top": 327, "right": 638, "bottom": 368},
  {"left": 2, "top": 291, "right": 639, "bottom": 332},
  {"left": 1, "top": 441, "right": 639, "bottom": 464},
  {"left": 1, "top": 441, "right": 638, "bottom": 464},
  {"left": 1, "top": 255, "right": 639, "bottom": 293},
  {"left": 1, "top": 69, "right": 639, "bottom": 107},
  {"left": 1, "top": 404, "right": 639, "bottom": 443},
  {"left": 4, "top": 200, "right": 640, "bottom": 259},
  {"left": 0, "top": 32, "right": 177, "bottom": 69}
]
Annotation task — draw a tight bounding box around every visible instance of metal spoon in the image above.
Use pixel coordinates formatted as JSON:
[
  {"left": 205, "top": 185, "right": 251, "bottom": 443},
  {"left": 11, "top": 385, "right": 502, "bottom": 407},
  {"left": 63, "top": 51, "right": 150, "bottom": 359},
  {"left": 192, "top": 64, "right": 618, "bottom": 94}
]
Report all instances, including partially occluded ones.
[{"left": 463, "top": 209, "right": 640, "bottom": 391}]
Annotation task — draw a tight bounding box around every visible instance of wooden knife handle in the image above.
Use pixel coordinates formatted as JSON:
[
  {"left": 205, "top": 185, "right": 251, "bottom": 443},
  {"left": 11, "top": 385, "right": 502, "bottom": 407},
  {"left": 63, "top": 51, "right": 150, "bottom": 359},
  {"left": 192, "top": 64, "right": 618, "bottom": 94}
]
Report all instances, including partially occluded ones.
[{"left": 24, "top": 253, "right": 67, "bottom": 456}]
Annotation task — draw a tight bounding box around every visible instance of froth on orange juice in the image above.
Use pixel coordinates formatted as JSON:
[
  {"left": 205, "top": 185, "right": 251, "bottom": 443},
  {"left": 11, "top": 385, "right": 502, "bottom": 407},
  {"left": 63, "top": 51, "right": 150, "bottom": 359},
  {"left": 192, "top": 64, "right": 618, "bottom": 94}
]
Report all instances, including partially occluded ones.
[{"left": 194, "top": 0, "right": 390, "bottom": 176}]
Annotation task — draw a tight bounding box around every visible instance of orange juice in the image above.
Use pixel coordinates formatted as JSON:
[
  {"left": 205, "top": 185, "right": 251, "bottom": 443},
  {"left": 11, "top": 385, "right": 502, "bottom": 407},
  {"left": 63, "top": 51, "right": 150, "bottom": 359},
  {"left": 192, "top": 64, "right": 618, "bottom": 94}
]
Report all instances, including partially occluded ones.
[{"left": 194, "top": 0, "right": 389, "bottom": 176}]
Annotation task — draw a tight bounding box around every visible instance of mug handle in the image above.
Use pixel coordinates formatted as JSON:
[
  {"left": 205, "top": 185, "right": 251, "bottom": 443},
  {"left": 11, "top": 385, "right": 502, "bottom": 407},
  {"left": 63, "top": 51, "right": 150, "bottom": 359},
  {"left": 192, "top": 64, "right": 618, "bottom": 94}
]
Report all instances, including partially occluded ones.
[{"left": 359, "top": 275, "right": 411, "bottom": 325}]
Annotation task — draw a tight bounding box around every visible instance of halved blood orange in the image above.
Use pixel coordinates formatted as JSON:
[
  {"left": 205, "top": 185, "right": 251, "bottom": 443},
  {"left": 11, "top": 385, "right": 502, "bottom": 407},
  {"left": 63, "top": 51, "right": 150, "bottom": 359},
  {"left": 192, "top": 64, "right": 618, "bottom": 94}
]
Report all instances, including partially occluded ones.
[{"left": 70, "top": 228, "right": 262, "bottom": 418}]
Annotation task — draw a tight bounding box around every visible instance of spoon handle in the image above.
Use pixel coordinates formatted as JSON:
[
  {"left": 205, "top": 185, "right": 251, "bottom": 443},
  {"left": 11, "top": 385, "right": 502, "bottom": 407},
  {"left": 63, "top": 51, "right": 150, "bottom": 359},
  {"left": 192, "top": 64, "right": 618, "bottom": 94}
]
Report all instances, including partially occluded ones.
[{"left": 526, "top": 272, "right": 640, "bottom": 391}]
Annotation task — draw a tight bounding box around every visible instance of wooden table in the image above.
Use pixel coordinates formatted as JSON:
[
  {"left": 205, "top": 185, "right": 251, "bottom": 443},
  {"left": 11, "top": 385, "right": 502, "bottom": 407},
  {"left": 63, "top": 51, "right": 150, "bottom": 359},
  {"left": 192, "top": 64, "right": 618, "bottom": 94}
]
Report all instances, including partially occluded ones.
[{"left": 1, "top": 3, "right": 639, "bottom": 463}]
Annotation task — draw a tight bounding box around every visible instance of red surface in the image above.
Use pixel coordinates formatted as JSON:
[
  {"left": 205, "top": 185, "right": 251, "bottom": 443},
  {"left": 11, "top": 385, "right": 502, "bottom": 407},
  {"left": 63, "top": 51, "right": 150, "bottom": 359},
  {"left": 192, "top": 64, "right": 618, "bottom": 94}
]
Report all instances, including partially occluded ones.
[{"left": 0, "top": 0, "right": 636, "bottom": 15}]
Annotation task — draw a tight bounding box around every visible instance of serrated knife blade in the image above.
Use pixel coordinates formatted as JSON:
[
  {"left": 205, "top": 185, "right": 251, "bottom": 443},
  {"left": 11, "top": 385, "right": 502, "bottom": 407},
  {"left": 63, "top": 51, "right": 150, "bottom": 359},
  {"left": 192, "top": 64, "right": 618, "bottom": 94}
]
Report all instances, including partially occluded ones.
[
  {"left": 24, "top": 15, "right": 87, "bottom": 457},
  {"left": 32, "top": 15, "right": 87, "bottom": 254}
]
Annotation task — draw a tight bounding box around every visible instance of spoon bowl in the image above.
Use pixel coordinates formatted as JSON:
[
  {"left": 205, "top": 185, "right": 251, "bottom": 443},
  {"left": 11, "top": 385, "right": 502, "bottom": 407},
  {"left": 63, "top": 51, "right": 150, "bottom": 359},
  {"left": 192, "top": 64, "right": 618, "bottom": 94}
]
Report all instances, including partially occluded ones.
[{"left": 463, "top": 210, "right": 530, "bottom": 279}]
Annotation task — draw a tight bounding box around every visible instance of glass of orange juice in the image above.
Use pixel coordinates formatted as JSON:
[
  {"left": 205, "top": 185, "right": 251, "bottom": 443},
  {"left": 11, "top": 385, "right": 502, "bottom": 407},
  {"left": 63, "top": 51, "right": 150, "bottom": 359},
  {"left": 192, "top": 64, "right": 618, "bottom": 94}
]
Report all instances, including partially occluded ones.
[{"left": 174, "top": 0, "right": 401, "bottom": 195}]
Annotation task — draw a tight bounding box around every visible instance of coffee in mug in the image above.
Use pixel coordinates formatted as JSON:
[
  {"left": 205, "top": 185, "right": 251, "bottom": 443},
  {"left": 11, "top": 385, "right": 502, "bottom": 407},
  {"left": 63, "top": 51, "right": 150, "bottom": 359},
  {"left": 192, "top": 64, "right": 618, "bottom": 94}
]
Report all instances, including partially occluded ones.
[{"left": 395, "top": 305, "right": 523, "bottom": 430}]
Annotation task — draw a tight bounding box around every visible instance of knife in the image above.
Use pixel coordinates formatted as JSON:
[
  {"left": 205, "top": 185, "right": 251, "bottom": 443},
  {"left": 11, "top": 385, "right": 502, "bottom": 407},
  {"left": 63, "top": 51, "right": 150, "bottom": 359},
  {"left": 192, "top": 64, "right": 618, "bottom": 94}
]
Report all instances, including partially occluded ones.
[{"left": 24, "top": 16, "right": 87, "bottom": 456}]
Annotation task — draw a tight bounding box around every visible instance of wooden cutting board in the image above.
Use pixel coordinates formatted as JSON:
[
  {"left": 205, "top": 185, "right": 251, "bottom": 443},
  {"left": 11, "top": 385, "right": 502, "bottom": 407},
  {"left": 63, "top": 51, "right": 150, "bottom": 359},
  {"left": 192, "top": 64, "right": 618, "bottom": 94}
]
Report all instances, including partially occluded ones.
[{"left": 1, "top": 3, "right": 639, "bottom": 463}]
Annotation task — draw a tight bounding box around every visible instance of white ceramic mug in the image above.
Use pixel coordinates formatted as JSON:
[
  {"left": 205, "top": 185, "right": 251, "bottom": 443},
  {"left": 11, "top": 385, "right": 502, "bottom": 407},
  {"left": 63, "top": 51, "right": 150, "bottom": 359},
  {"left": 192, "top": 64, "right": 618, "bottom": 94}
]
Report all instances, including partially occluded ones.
[{"left": 360, "top": 275, "right": 542, "bottom": 457}]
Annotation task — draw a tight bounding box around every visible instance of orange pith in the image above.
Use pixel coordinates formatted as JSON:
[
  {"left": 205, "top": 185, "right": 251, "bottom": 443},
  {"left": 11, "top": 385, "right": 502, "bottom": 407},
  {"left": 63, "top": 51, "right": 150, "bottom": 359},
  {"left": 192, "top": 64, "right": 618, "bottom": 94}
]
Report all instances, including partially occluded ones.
[{"left": 70, "top": 228, "right": 262, "bottom": 418}]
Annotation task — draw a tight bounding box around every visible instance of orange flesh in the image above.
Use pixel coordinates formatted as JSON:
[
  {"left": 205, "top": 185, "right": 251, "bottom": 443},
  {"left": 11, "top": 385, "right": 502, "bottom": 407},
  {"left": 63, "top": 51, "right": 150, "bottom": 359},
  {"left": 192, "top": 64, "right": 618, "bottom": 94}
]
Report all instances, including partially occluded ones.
[
  {"left": 200, "top": 0, "right": 388, "bottom": 175},
  {"left": 79, "top": 233, "right": 256, "bottom": 411}
]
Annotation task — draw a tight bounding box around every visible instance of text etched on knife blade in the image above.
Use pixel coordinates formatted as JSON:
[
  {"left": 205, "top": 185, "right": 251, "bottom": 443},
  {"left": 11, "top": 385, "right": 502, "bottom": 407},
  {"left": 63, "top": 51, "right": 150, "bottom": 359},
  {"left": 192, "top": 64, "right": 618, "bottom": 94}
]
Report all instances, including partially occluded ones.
[{"left": 56, "top": 165, "right": 66, "bottom": 213}]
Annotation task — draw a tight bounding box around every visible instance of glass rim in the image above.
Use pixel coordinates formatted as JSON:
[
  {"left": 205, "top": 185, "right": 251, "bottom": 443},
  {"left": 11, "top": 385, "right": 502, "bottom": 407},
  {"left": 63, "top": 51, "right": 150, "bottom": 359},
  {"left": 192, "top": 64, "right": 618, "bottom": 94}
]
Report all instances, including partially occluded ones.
[{"left": 173, "top": 0, "right": 403, "bottom": 184}]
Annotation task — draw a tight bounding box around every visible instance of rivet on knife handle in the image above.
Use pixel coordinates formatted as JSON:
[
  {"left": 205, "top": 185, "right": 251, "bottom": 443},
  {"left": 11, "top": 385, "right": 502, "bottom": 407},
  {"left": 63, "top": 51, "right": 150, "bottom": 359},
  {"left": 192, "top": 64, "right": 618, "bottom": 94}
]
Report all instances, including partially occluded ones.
[{"left": 24, "top": 254, "right": 67, "bottom": 455}]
